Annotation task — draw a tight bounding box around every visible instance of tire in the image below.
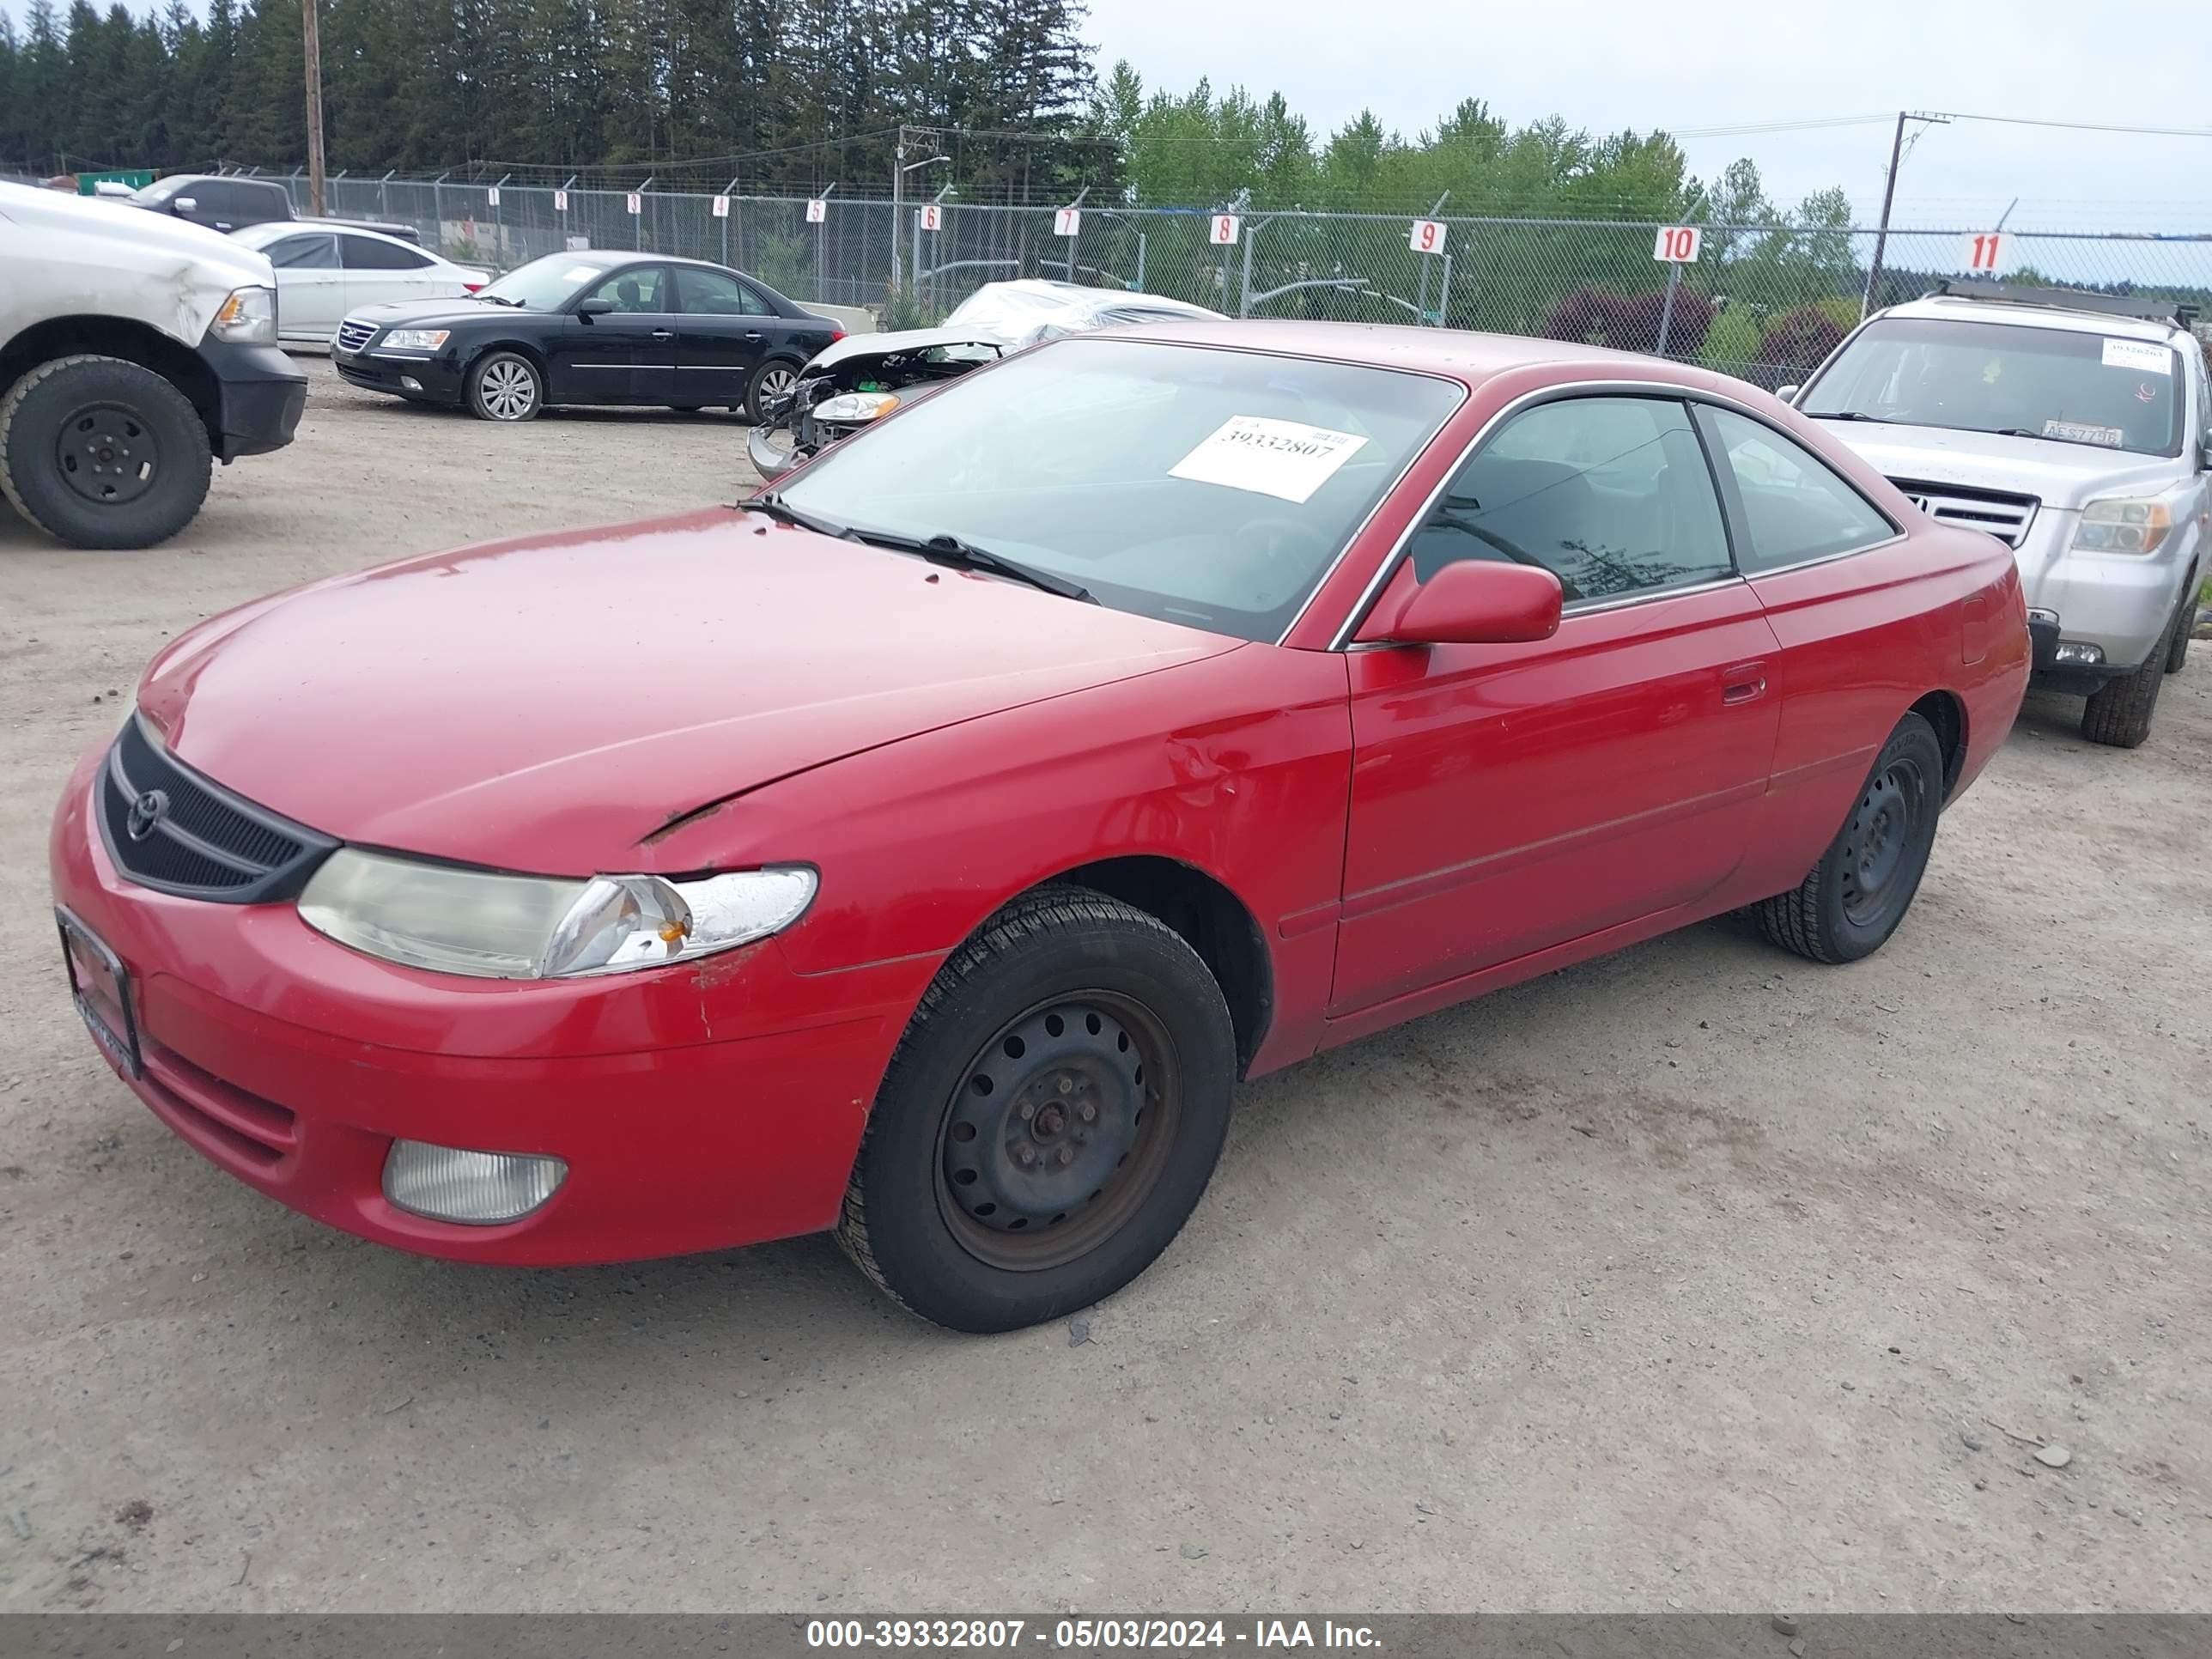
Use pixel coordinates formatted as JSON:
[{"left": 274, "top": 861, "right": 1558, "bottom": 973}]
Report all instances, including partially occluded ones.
[
  {"left": 1758, "top": 712, "right": 1945, "bottom": 965},
  {"left": 744, "top": 359, "right": 799, "bottom": 424},
  {"left": 0, "top": 355, "right": 211, "bottom": 550},
  {"left": 836, "top": 886, "right": 1238, "bottom": 1334},
  {"left": 2165, "top": 591, "right": 2193, "bottom": 674},
  {"left": 2081, "top": 600, "right": 2183, "bottom": 747},
  {"left": 465, "top": 351, "right": 542, "bottom": 422}
]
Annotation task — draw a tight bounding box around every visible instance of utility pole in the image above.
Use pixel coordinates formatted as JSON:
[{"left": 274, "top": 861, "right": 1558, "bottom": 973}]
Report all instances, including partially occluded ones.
[
  {"left": 890, "top": 125, "right": 908, "bottom": 300},
  {"left": 301, "top": 0, "right": 326, "bottom": 217},
  {"left": 1861, "top": 110, "right": 1948, "bottom": 319}
]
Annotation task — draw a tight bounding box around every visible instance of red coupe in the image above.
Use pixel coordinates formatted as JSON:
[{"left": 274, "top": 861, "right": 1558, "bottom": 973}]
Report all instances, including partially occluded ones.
[{"left": 50, "top": 322, "right": 2029, "bottom": 1331}]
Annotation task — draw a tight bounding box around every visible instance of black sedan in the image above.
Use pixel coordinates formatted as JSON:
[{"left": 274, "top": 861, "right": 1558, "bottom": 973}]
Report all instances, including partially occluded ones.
[{"left": 331, "top": 251, "right": 843, "bottom": 422}]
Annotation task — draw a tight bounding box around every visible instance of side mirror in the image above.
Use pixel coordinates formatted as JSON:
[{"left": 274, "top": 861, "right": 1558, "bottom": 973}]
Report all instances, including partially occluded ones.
[
  {"left": 1356, "top": 560, "right": 1563, "bottom": 647},
  {"left": 1775, "top": 383, "right": 1800, "bottom": 405},
  {"left": 173, "top": 197, "right": 197, "bottom": 213},
  {"left": 576, "top": 297, "right": 614, "bottom": 318}
]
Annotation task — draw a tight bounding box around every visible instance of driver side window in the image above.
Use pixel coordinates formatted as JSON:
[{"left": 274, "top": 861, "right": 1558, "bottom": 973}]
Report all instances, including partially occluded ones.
[
  {"left": 585, "top": 266, "right": 670, "bottom": 313},
  {"left": 1407, "top": 396, "right": 1733, "bottom": 604}
]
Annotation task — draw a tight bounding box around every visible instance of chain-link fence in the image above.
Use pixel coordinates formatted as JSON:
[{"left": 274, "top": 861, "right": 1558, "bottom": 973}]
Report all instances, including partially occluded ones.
[{"left": 214, "top": 171, "right": 2212, "bottom": 386}]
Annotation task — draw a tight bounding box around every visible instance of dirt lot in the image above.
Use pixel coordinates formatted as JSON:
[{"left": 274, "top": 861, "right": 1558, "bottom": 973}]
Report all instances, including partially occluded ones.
[{"left": 1, "top": 357, "right": 2208, "bottom": 1613}]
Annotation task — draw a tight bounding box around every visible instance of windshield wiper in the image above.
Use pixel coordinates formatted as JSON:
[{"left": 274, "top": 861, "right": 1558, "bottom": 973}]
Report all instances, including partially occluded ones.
[
  {"left": 746, "top": 493, "right": 860, "bottom": 539},
  {"left": 1805, "top": 410, "right": 1898, "bottom": 424},
  {"left": 892, "top": 532, "right": 1097, "bottom": 604}
]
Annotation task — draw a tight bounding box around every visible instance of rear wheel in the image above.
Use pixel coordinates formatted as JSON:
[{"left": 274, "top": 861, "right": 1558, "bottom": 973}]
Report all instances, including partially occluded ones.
[
  {"left": 465, "top": 351, "right": 542, "bottom": 422},
  {"left": 0, "top": 355, "right": 211, "bottom": 549},
  {"left": 1758, "top": 712, "right": 1943, "bottom": 965},
  {"left": 744, "top": 360, "right": 799, "bottom": 423},
  {"left": 836, "top": 887, "right": 1237, "bottom": 1333}
]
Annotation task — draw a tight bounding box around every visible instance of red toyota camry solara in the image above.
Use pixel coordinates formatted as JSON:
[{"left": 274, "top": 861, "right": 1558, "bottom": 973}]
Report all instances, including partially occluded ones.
[{"left": 51, "top": 322, "right": 2029, "bottom": 1331}]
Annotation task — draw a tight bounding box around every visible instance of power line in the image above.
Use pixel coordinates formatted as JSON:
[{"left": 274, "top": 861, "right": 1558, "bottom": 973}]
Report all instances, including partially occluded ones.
[{"left": 1938, "top": 112, "right": 2212, "bottom": 139}]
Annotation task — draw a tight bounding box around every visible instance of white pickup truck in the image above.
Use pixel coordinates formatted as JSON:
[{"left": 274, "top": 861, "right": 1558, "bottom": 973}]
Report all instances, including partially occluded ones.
[
  {"left": 0, "top": 180, "right": 307, "bottom": 548},
  {"left": 1784, "top": 281, "right": 2209, "bottom": 748}
]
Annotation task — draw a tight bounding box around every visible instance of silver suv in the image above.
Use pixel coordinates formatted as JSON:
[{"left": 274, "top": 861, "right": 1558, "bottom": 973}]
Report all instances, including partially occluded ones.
[{"left": 1785, "top": 281, "right": 2208, "bottom": 748}]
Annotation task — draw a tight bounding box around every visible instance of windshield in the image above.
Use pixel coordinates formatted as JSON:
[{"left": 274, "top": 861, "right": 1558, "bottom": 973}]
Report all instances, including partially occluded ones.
[
  {"left": 477, "top": 254, "right": 613, "bottom": 311},
  {"left": 1801, "top": 316, "right": 2185, "bottom": 457},
  {"left": 775, "top": 337, "right": 1464, "bottom": 641},
  {"left": 128, "top": 179, "right": 185, "bottom": 204}
]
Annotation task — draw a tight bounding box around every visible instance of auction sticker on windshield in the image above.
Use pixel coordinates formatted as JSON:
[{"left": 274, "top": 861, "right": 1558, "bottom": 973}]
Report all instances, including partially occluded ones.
[
  {"left": 1169, "top": 416, "right": 1369, "bottom": 503},
  {"left": 2101, "top": 338, "right": 2171, "bottom": 374}
]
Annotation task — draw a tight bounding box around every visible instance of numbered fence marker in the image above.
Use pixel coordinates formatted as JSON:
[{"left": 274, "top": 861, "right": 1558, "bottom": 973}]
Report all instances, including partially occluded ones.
[
  {"left": 1210, "top": 213, "right": 1240, "bottom": 246},
  {"left": 918, "top": 203, "right": 942, "bottom": 232},
  {"left": 1408, "top": 218, "right": 1446, "bottom": 254},
  {"left": 712, "top": 195, "right": 730, "bottom": 219},
  {"left": 553, "top": 189, "right": 568, "bottom": 212},
  {"left": 625, "top": 191, "right": 641, "bottom": 216},
  {"left": 485, "top": 185, "right": 500, "bottom": 209},
  {"left": 1054, "top": 207, "right": 1082, "bottom": 238},
  {"left": 1960, "top": 232, "right": 2004, "bottom": 273},
  {"left": 805, "top": 198, "right": 828, "bottom": 224},
  {"left": 1652, "top": 225, "right": 1702, "bottom": 263}
]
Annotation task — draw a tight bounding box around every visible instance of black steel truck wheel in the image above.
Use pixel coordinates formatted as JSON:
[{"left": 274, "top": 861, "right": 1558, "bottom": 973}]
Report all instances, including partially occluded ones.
[
  {"left": 0, "top": 356, "right": 211, "bottom": 550},
  {"left": 836, "top": 887, "right": 1238, "bottom": 1333}
]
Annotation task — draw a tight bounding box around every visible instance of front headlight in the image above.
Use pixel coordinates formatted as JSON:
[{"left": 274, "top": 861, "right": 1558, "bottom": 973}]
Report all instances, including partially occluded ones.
[
  {"left": 812, "top": 391, "right": 899, "bottom": 424},
  {"left": 296, "top": 848, "right": 817, "bottom": 980},
  {"left": 381, "top": 329, "right": 451, "bottom": 351},
  {"left": 2072, "top": 497, "right": 2172, "bottom": 554},
  {"left": 210, "top": 285, "right": 276, "bottom": 344}
]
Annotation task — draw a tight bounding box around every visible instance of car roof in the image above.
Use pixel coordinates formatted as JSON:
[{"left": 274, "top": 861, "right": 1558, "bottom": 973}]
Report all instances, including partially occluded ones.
[
  {"left": 1085, "top": 317, "right": 1763, "bottom": 393},
  {"left": 1878, "top": 293, "right": 2184, "bottom": 344}
]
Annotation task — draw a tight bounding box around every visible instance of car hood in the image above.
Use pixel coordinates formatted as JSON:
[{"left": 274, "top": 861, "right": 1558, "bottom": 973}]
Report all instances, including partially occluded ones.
[
  {"left": 346, "top": 295, "right": 519, "bottom": 330},
  {"left": 804, "top": 322, "right": 1014, "bottom": 375},
  {"left": 1816, "top": 420, "right": 2185, "bottom": 510},
  {"left": 137, "top": 507, "right": 1238, "bottom": 871}
]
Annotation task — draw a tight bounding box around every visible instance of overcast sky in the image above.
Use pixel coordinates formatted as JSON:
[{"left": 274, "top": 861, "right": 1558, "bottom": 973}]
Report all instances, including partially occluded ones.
[{"left": 1085, "top": 0, "right": 2212, "bottom": 231}]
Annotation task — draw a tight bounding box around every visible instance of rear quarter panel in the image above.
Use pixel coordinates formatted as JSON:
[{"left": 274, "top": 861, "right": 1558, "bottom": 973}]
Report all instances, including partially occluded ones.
[{"left": 1742, "top": 520, "right": 2027, "bottom": 898}]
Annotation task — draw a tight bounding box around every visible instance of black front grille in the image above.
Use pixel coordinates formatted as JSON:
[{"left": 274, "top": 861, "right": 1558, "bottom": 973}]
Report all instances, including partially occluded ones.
[
  {"left": 335, "top": 319, "right": 376, "bottom": 354},
  {"left": 99, "top": 718, "right": 336, "bottom": 902}
]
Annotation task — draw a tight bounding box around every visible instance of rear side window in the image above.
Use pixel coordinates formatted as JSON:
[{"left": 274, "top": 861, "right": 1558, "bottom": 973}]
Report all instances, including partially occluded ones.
[
  {"left": 675, "top": 268, "right": 769, "bottom": 315},
  {"left": 1700, "top": 409, "right": 1895, "bottom": 572},
  {"left": 341, "top": 235, "right": 434, "bottom": 270},
  {"left": 268, "top": 234, "right": 337, "bottom": 270},
  {"left": 1408, "top": 396, "right": 1732, "bottom": 604}
]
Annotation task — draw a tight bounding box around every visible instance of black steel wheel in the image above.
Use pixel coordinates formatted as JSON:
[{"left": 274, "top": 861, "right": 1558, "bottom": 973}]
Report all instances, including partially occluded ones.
[
  {"left": 1758, "top": 711, "right": 1944, "bottom": 964},
  {"left": 0, "top": 355, "right": 210, "bottom": 549},
  {"left": 837, "top": 886, "right": 1237, "bottom": 1333}
]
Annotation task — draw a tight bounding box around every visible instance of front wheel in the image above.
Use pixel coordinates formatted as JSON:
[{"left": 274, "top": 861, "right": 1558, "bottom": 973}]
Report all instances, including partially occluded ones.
[
  {"left": 466, "top": 351, "right": 542, "bottom": 422},
  {"left": 0, "top": 355, "right": 211, "bottom": 549},
  {"left": 743, "top": 360, "right": 799, "bottom": 423},
  {"left": 2081, "top": 601, "right": 2184, "bottom": 747},
  {"left": 836, "top": 888, "right": 1238, "bottom": 1333},
  {"left": 1758, "top": 711, "right": 1944, "bottom": 964}
]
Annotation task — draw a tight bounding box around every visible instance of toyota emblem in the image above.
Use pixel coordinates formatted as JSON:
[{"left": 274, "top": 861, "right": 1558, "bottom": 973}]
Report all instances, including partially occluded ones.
[{"left": 125, "top": 788, "right": 170, "bottom": 842}]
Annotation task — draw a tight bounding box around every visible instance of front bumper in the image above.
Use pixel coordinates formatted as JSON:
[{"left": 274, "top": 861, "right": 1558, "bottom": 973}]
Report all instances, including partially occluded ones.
[
  {"left": 2017, "top": 515, "right": 2190, "bottom": 675},
  {"left": 332, "top": 345, "right": 465, "bottom": 404},
  {"left": 198, "top": 339, "right": 307, "bottom": 460},
  {"left": 48, "top": 739, "right": 928, "bottom": 1266}
]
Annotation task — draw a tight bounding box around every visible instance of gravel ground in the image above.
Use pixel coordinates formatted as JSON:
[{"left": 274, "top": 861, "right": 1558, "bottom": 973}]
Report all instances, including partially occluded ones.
[{"left": 1, "top": 359, "right": 2208, "bottom": 1613}]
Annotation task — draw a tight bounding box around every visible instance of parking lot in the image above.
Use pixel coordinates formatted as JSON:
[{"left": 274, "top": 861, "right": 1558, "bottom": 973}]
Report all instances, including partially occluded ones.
[{"left": 1, "top": 356, "right": 2208, "bottom": 1613}]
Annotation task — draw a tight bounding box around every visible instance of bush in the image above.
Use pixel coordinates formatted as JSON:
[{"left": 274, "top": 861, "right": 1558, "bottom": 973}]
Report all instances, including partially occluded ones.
[
  {"left": 1756, "top": 304, "right": 1850, "bottom": 383},
  {"left": 1541, "top": 285, "right": 1714, "bottom": 357}
]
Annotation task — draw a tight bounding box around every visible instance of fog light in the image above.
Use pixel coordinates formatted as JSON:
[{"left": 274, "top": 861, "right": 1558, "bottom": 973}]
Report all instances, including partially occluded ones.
[
  {"left": 399, "top": 375, "right": 424, "bottom": 392},
  {"left": 383, "top": 1141, "right": 565, "bottom": 1224},
  {"left": 2053, "top": 641, "right": 2104, "bottom": 665}
]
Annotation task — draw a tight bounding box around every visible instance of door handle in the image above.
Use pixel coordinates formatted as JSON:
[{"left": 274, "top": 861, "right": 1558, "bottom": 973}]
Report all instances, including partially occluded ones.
[
  {"left": 1722, "top": 660, "right": 1770, "bottom": 705},
  {"left": 650, "top": 329, "right": 675, "bottom": 341},
  {"left": 744, "top": 331, "right": 764, "bottom": 342}
]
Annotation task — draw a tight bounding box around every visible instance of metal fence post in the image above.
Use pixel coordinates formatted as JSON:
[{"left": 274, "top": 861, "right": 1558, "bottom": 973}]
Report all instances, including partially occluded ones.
[{"left": 1656, "top": 261, "right": 1681, "bottom": 356}]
